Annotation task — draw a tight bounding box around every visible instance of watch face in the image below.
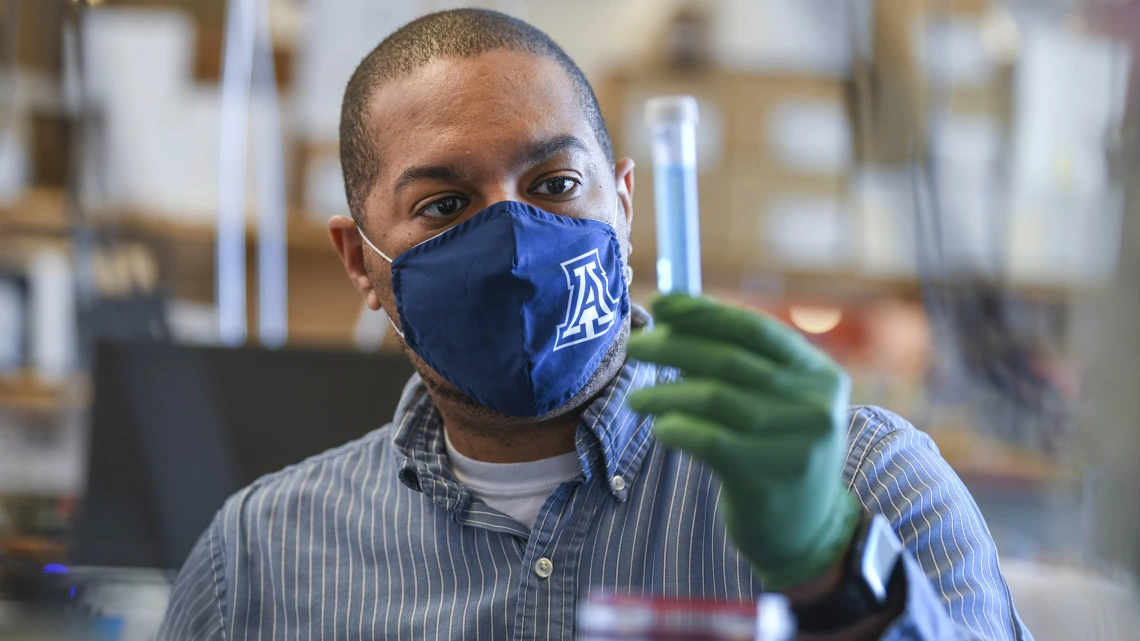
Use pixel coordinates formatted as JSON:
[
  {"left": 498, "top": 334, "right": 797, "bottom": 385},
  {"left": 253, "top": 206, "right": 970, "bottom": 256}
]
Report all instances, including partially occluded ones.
[{"left": 861, "top": 514, "right": 904, "bottom": 603}]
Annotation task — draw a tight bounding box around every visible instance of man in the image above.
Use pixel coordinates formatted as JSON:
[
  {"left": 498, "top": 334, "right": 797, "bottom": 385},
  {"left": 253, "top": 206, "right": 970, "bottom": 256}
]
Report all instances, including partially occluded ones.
[{"left": 159, "top": 9, "right": 1031, "bottom": 640}]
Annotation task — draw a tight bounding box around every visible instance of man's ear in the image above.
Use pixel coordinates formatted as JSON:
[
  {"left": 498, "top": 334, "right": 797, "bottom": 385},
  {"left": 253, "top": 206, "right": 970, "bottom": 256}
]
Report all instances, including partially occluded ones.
[
  {"left": 614, "top": 157, "right": 635, "bottom": 226},
  {"left": 328, "top": 215, "right": 382, "bottom": 311}
]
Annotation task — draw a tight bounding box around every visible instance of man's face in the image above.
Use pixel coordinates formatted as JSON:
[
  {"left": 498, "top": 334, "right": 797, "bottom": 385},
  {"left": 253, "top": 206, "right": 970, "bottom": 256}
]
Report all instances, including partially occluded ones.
[{"left": 332, "top": 49, "right": 636, "bottom": 421}]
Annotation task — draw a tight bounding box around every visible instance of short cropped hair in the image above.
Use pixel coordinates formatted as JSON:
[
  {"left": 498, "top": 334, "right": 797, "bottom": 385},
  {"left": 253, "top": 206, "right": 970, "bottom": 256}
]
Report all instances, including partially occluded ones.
[{"left": 339, "top": 8, "right": 615, "bottom": 222}]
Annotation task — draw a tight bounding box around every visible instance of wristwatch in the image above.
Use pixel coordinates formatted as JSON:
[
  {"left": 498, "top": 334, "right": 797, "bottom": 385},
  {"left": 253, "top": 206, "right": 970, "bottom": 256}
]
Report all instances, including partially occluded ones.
[{"left": 791, "top": 511, "right": 905, "bottom": 634}]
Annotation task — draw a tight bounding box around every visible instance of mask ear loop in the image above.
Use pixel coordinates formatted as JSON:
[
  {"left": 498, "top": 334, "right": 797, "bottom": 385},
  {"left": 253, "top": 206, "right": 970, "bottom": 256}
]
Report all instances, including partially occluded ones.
[
  {"left": 357, "top": 226, "right": 406, "bottom": 339},
  {"left": 357, "top": 226, "right": 395, "bottom": 263},
  {"left": 608, "top": 202, "right": 635, "bottom": 286}
]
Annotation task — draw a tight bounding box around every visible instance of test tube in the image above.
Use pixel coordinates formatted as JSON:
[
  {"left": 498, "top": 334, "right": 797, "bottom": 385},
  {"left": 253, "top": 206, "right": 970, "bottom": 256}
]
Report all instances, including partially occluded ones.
[{"left": 646, "top": 96, "right": 702, "bottom": 296}]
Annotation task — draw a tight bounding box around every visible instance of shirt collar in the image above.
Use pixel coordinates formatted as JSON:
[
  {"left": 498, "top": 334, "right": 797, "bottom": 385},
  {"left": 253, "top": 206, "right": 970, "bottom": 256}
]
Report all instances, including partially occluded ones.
[
  {"left": 573, "top": 302, "right": 676, "bottom": 501},
  {"left": 389, "top": 302, "right": 675, "bottom": 508}
]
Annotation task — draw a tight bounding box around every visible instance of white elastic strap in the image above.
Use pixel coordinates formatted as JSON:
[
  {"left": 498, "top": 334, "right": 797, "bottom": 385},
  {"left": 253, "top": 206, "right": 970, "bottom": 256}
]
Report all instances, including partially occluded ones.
[
  {"left": 386, "top": 315, "right": 405, "bottom": 339},
  {"left": 357, "top": 226, "right": 404, "bottom": 338},
  {"left": 357, "top": 225, "right": 394, "bottom": 263}
]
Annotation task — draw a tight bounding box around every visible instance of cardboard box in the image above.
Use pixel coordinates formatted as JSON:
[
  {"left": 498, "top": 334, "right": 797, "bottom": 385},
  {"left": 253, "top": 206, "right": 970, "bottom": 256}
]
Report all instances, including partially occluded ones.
[{"left": 726, "top": 74, "right": 847, "bottom": 173}]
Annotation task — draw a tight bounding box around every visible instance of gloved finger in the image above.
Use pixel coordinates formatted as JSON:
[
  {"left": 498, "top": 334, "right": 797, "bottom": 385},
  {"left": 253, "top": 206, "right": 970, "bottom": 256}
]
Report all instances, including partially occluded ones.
[
  {"left": 722, "top": 433, "right": 832, "bottom": 482},
  {"left": 650, "top": 294, "right": 829, "bottom": 371},
  {"left": 627, "top": 379, "right": 832, "bottom": 435},
  {"left": 651, "top": 411, "right": 735, "bottom": 460},
  {"left": 655, "top": 422, "right": 826, "bottom": 485},
  {"left": 627, "top": 325, "right": 785, "bottom": 390}
]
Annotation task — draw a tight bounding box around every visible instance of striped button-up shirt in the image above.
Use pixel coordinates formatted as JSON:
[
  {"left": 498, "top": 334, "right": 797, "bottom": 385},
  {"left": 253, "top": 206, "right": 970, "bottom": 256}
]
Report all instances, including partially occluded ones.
[{"left": 159, "top": 318, "right": 1032, "bottom": 641}]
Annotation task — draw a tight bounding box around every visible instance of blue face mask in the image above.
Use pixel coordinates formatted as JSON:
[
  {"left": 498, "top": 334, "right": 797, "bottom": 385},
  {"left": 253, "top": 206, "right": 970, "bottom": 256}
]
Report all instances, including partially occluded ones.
[{"left": 359, "top": 201, "right": 630, "bottom": 417}]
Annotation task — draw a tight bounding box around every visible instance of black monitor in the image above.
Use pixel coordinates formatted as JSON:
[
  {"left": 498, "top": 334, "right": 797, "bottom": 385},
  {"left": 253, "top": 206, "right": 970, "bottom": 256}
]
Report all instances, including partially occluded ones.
[{"left": 73, "top": 340, "right": 416, "bottom": 571}]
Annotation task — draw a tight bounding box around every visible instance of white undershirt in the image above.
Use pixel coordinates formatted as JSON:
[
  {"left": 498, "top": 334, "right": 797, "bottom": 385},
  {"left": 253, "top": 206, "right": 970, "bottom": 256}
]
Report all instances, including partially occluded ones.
[{"left": 444, "top": 430, "right": 582, "bottom": 529}]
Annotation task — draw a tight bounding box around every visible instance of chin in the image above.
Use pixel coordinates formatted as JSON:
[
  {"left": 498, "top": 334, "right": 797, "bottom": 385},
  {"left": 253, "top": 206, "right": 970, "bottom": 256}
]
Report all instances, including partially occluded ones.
[{"left": 402, "top": 319, "right": 631, "bottom": 426}]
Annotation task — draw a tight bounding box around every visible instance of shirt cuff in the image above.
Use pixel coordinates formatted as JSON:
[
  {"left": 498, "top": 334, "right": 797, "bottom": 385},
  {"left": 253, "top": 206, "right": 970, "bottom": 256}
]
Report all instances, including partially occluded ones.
[{"left": 878, "top": 553, "right": 961, "bottom": 641}]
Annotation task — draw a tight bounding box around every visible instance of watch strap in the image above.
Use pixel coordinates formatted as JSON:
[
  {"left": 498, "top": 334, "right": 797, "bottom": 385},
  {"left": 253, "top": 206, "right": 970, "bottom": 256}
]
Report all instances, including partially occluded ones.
[{"left": 791, "top": 511, "right": 904, "bottom": 634}]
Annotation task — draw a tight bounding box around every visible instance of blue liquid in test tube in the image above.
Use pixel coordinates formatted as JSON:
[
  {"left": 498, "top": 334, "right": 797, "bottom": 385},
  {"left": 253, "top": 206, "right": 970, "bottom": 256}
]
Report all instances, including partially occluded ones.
[{"left": 646, "top": 96, "right": 701, "bottom": 296}]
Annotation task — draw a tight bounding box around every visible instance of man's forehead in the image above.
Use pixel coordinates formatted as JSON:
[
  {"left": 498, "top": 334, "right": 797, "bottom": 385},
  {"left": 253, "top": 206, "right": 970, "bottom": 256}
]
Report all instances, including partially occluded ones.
[
  {"left": 364, "top": 50, "right": 597, "bottom": 176},
  {"left": 368, "top": 49, "right": 573, "bottom": 112}
]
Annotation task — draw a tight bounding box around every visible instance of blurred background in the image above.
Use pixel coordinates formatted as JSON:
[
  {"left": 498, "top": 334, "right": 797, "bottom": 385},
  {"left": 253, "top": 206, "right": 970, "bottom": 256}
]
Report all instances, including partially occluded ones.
[{"left": 0, "top": 0, "right": 1139, "bottom": 638}]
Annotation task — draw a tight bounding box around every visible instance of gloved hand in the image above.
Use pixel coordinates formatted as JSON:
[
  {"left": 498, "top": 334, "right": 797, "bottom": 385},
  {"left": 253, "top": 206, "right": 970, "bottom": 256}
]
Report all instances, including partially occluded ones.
[{"left": 626, "top": 294, "right": 861, "bottom": 591}]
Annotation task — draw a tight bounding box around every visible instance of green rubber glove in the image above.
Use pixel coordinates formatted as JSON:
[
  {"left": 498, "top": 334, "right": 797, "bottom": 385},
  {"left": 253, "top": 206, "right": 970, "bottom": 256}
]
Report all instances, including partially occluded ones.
[{"left": 626, "top": 294, "right": 861, "bottom": 591}]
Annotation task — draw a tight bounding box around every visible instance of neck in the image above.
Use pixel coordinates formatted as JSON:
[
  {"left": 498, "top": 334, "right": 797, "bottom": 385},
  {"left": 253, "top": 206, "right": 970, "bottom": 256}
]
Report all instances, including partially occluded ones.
[{"left": 438, "top": 403, "right": 581, "bottom": 464}]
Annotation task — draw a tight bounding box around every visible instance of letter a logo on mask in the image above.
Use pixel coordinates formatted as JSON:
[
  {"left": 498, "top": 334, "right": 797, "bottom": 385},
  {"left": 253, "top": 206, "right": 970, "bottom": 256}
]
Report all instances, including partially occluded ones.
[{"left": 554, "top": 249, "right": 619, "bottom": 351}]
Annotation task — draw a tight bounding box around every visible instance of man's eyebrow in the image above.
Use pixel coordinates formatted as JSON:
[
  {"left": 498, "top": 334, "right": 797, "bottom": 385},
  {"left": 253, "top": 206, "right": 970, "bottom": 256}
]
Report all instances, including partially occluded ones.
[
  {"left": 515, "top": 135, "right": 591, "bottom": 168},
  {"left": 391, "top": 136, "right": 589, "bottom": 196},
  {"left": 393, "top": 165, "right": 462, "bottom": 196}
]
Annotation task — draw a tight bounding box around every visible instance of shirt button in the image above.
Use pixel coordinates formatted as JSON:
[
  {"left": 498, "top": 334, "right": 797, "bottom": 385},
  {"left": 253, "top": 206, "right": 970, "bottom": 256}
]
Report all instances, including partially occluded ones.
[
  {"left": 610, "top": 475, "right": 626, "bottom": 492},
  {"left": 534, "top": 557, "right": 554, "bottom": 579}
]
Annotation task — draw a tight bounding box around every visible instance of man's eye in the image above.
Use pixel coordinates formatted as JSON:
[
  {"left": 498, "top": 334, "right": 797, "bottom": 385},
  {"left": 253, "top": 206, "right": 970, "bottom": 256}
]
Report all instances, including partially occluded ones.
[
  {"left": 418, "top": 195, "right": 469, "bottom": 218},
  {"left": 532, "top": 177, "right": 580, "bottom": 196}
]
